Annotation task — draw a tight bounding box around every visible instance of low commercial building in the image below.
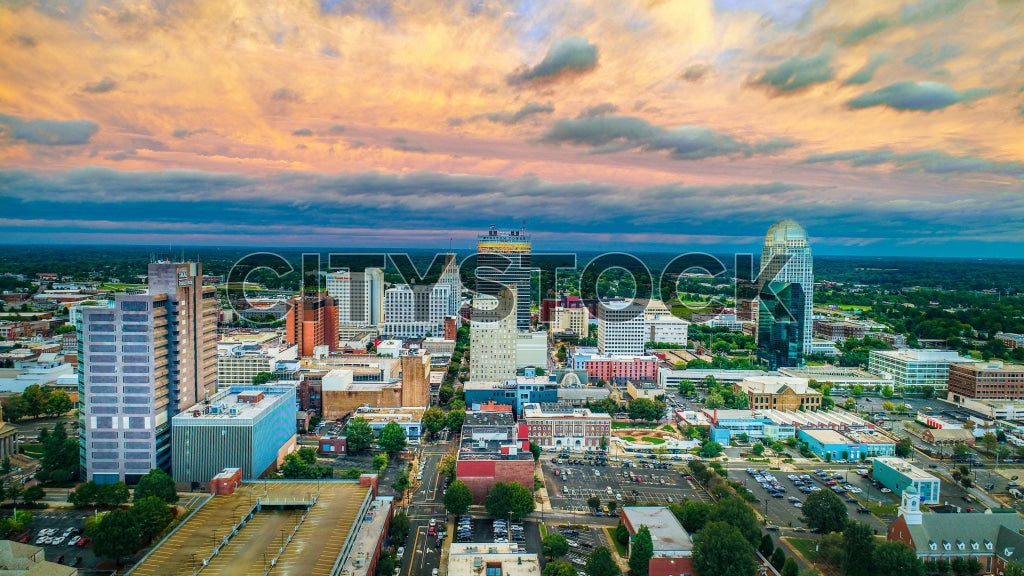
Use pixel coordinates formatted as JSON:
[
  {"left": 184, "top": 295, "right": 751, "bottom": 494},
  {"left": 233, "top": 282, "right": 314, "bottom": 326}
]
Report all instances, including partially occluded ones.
[
  {"left": 627, "top": 380, "right": 664, "bottom": 401},
  {"left": 455, "top": 410, "right": 534, "bottom": 503},
  {"left": 920, "top": 427, "right": 976, "bottom": 447},
  {"left": 705, "top": 409, "right": 795, "bottom": 444},
  {"left": 778, "top": 366, "right": 893, "bottom": 392},
  {"left": 872, "top": 457, "right": 940, "bottom": 504},
  {"left": 797, "top": 428, "right": 895, "bottom": 461},
  {"left": 463, "top": 377, "right": 558, "bottom": 416},
  {"left": 351, "top": 405, "right": 425, "bottom": 445},
  {"left": 447, "top": 543, "right": 540, "bottom": 576},
  {"left": 0, "top": 540, "right": 76, "bottom": 576},
  {"left": 947, "top": 361, "right": 1024, "bottom": 400},
  {"left": 521, "top": 403, "right": 611, "bottom": 451},
  {"left": 171, "top": 385, "right": 298, "bottom": 487},
  {"left": 734, "top": 376, "right": 822, "bottom": 411},
  {"left": 582, "top": 355, "right": 659, "bottom": 384},
  {"left": 619, "top": 507, "right": 694, "bottom": 576},
  {"left": 867, "top": 349, "right": 975, "bottom": 391},
  {"left": 658, "top": 368, "right": 768, "bottom": 390}
]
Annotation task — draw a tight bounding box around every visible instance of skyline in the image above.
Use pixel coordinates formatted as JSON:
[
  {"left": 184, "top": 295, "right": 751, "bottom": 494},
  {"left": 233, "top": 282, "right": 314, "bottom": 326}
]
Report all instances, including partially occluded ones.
[{"left": 1, "top": 0, "right": 1023, "bottom": 256}]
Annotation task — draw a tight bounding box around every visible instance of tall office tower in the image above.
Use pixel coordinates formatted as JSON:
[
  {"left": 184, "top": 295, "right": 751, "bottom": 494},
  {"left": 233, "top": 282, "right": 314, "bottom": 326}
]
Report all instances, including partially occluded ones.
[
  {"left": 285, "top": 293, "right": 339, "bottom": 357},
  {"left": 757, "top": 219, "right": 813, "bottom": 370},
  {"left": 439, "top": 253, "right": 462, "bottom": 318},
  {"left": 477, "top": 226, "right": 531, "bottom": 332},
  {"left": 78, "top": 260, "right": 218, "bottom": 484},
  {"left": 469, "top": 287, "right": 518, "bottom": 381},
  {"left": 597, "top": 301, "right": 647, "bottom": 356},
  {"left": 326, "top": 268, "right": 384, "bottom": 332},
  {"left": 382, "top": 283, "right": 452, "bottom": 339}
]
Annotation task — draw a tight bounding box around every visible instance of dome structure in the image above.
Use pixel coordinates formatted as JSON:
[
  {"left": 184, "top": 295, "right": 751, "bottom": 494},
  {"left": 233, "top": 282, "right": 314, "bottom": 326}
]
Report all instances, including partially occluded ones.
[{"left": 764, "top": 219, "right": 808, "bottom": 244}]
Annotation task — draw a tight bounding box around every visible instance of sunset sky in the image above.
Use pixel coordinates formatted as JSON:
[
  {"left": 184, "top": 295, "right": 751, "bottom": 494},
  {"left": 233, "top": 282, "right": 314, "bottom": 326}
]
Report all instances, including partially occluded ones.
[{"left": 1, "top": 0, "right": 1022, "bottom": 256}]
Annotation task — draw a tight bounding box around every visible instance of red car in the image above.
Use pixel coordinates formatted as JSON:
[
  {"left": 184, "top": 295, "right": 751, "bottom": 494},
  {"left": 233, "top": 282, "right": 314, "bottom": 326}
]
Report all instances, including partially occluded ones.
[
  {"left": 76, "top": 537, "right": 91, "bottom": 548},
  {"left": 18, "top": 534, "right": 31, "bottom": 544}
]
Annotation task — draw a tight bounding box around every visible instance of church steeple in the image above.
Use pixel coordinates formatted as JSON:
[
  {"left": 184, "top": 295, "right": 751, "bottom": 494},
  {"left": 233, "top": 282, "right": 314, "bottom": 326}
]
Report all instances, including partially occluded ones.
[{"left": 901, "top": 484, "right": 923, "bottom": 525}]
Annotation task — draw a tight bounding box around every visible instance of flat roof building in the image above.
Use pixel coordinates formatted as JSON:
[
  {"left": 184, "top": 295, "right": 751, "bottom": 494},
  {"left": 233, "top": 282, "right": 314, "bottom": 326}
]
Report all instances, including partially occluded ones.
[
  {"left": 798, "top": 427, "right": 895, "bottom": 461},
  {"left": 447, "top": 543, "right": 540, "bottom": 576},
  {"left": 521, "top": 403, "right": 611, "bottom": 452},
  {"left": 735, "top": 375, "right": 822, "bottom": 411},
  {"left": 456, "top": 410, "right": 534, "bottom": 503},
  {"left": 868, "top": 349, "right": 975, "bottom": 391},
  {"left": 619, "top": 506, "right": 694, "bottom": 576},
  {"left": 872, "top": 457, "right": 941, "bottom": 504},
  {"left": 948, "top": 361, "right": 1024, "bottom": 400}
]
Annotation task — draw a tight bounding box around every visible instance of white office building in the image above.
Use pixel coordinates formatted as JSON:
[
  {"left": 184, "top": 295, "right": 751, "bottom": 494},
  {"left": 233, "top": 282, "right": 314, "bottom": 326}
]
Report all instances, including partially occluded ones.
[
  {"left": 552, "top": 306, "right": 590, "bottom": 337},
  {"left": 868, "top": 349, "right": 975, "bottom": 391},
  {"left": 470, "top": 288, "right": 517, "bottom": 382},
  {"left": 644, "top": 299, "right": 689, "bottom": 347},
  {"left": 516, "top": 331, "right": 548, "bottom": 370},
  {"left": 382, "top": 283, "right": 451, "bottom": 339},
  {"left": 326, "top": 268, "right": 384, "bottom": 330},
  {"left": 598, "top": 300, "right": 646, "bottom": 356}
]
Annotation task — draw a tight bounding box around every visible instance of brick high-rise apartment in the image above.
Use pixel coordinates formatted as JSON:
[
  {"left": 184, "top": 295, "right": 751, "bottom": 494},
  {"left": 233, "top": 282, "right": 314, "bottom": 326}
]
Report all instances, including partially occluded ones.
[{"left": 285, "top": 293, "right": 339, "bottom": 357}]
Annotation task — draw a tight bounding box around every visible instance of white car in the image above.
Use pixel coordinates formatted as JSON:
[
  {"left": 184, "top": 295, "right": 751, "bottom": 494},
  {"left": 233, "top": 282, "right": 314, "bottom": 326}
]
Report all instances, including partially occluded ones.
[
  {"left": 68, "top": 536, "right": 81, "bottom": 546},
  {"left": 52, "top": 537, "right": 65, "bottom": 546}
]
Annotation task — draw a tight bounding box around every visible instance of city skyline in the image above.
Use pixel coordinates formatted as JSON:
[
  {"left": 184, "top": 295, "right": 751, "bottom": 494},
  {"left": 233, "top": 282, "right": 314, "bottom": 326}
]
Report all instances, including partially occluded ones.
[{"left": 1, "top": 1, "right": 1023, "bottom": 256}]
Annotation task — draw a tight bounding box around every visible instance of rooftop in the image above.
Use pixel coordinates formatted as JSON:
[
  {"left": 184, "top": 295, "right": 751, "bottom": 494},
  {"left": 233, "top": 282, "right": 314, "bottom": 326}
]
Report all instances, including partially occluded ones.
[
  {"left": 620, "top": 507, "right": 693, "bottom": 555},
  {"left": 172, "top": 385, "right": 294, "bottom": 423},
  {"left": 874, "top": 457, "right": 940, "bottom": 481},
  {"left": 738, "top": 376, "right": 819, "bottom": 396},
  {"left": 447, "top": 543, "right": 540, "bottom": 576},
  {"left": 951, "top": 361, "right": 1024, "bottom": 373},
  {"left": 800, "top": 428, "right": 859, "bottom": 445},
  {"left": 871, "top": 349, "right": 974, "bottom": 362},
  {"left": 520, "top": 403, "right": 610, "bottom": 419}
]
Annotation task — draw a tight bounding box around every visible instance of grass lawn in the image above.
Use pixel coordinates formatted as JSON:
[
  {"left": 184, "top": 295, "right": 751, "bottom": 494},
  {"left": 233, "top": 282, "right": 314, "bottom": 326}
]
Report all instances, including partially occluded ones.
[
  {"left": 605, "top": 527, "right": 628, "bottom": 559},
  {"left": 21, "top": 444, "right": 43, "bottom": 458},
  {"left": 540, "top": 524, "right": 547, "bottom": 538},
  {"left": 640, "top": 437, "right": 666, "bottom": 445},
  {"left": 785, "top": 537, "right": 821, "bottom": 563},
  {"left": 612, "top": 422, "right": 657, "bottom": 430},
  {"left": 622, "top": 436, "right": 636, "bottom": 442},
  {"left": 660, "top": 425, "right": 676, "bottom": 433},
  {"left": 837, "top": 304, "right": 872, "bottom": 312},
  {"left": 869, "top": 503, "right": 898, "bottom": 516}
]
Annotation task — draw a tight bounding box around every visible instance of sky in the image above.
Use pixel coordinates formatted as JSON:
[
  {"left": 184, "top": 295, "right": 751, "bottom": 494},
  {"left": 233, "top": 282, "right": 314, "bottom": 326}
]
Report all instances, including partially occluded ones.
[{"left": 1, "top": 0, "right": 1023, "bottom": 257}]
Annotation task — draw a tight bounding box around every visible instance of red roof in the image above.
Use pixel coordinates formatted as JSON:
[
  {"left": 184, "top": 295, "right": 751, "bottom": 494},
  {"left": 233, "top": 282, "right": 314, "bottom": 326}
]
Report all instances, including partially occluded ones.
[{"left": 517, "top": 423, "right": 528, "bottom": 440}]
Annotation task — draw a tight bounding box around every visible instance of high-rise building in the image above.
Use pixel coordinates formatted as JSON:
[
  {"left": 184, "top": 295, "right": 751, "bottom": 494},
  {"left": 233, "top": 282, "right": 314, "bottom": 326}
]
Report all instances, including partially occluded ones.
[
  {"left": 552, "top": 305, "right": 590, "bottom": 338},
  {"left": 285, "top": 293, "right": 338, "bottom": 357},
  {"left": 325, "top": 268, "right": 384, "bottom": 332},
  {"left": 469, "top": 288, "right": 518, "bottom": 382},
  {"left": 643, "top": 299, "right": 688, "bottom": 347},
  {"left": 477, "top": 226, "right": 531, "bottom": 332},
  {"left": 382, "top": 284, "right": 451, "bottom": 339},
  {"left": 77, "top": 261, "right": 218, "bottom": 484},
  {"left": 757, "top": 220, "right": 813, "bottom": 370},
  {"left": 597, "top": 301, "right": 646, "bottom": 356},
  {"left": 439, "top": 253, "right": 462, "bottom": 318}
]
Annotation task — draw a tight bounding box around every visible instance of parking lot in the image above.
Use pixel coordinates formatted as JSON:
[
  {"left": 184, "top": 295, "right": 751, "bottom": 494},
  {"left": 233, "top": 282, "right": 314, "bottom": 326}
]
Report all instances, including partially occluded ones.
[
  {"left": 23, "top": 510, "right": 100, "bottom": 569},
  {"left": 543, "top": 523, "right": 609, "bottom": 570},
  {"left": 542, "top": 453, "right": 709, "bottom": 516}
]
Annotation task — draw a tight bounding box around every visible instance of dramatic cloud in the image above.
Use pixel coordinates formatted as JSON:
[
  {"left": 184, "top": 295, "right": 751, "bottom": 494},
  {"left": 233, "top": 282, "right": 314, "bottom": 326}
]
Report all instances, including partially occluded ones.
[
  {"left": 847, "top": 81, "right": 992, "bottom": 111},
  {"left": 82, "top": 78, "right": 117, "bottom": 93},
  {"left": 805, "top": 148, "right": 1024, "bottom": 178},
  {"left": 389, "top": 136, "right": 427, "bottom": 153},
  {"left": 541, "top": 116, "right": 796, "bottom": 159},
  {"left": 752, "top": 50, "right": 835, "bottom": 94},
  {"left": 837, "top": 0, "right": 971, "bottom": 45},
  {"left": 270, "top": 88, "right": 302, "bottom": 102},
  {"left": 0, "top": 114, "right": 98, "bottom": 145},
  {"left": 293, "top": 128, "right": 314, "bottom": 136},
  {"left": 328, "top": 125, "right": 346, "bottom": 134},
  {"left": 469, "top": 102, "right": 554, "bottom": 125},
  {"left": 509, "top": 37, "right": 598, "bottom": 84},
  {"left": 844, "top": 55, "right": 888, "bottom": 85},
  {"left": 840, "top": 17, "right": 891, "bottom": 46},
  {"left": 905, "top": 44, "right": 962, "bottom": 69},
  {"left": 578, "top": 103, "right": 618, "bottom": 118}
]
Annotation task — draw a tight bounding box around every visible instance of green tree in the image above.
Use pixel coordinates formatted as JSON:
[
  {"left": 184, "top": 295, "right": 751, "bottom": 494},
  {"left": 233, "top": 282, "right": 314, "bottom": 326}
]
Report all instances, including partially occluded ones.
[
  {"left": 759, "top": 533, "right": 774, "bottom": 557},
  {"left": 21, "top": 385, "right": 48, "bottom": 419},
  {"left": 22, "top": 484, "right": 45, "bottom": 505},
  {"left": 699, "top": 441, "right": 723, "bottom": 458},
  {"left": 444, "top": 480, "right": 473, "bottom": 516},
  {"left": 1003, "top": 562, "right": 1024, "bottom": 576},
  {"left": 131, "top": 496, "right": 173, "bottom": 542},
  {"left": 378, "top": 421, "right": 408, "bottom": 455},
  {"left": 607, "top": 500, "right": 617, "bottom": 513},
  {"left": 704, "top": 392, "right": 725, "bottom": 409},
  {"left": 98, "top": 482, "right": 130, "bottom": 507},
  {"left": 485, "top": 481, "right": 534, "bottom": 519},
  {"left": 344, "top": 417, "right": 374, "bottom": 454},
  {"left": 953, "top": 443, "right": 971, "bottom": 461},
  {"left": 447, "top": 409, "right": 466, "bottom": 431},
  {"left": 544, "top": 561, "right": 577, "bottom": 576},
  {"left": 781, "top": 557, "right": 799, "bottom": 576},
  {"left": 529, "top": 442, "right": 542, "bottom": 461},
  {"left": 373, "top": 453, "right": 389, "bottom": 472},
  {"left": 881, "top": 384, "right": 894, "bottom": 398},
  {"left": 376, "top": 552, "right": 397, "bottom": 576},
  {"left": 439, "top": 453, "right": 457, "bottom": 480},
  {"left": 69, "top": 481, "right": 100, "bottom": 508},
  {"left": 615, "top": 523, "right": 630, "bottom": 545},
  {"left": 708, "top": 496, "right": 761, "bottom": 547},
  {"left": 692, "top": 521, "right": 758, "bottom": 576},
  {"left": 842, "top": 520, "right": 876, "bottom": 576},
  {"left": 543, "top": 533, "right": 569, "bottom": 560},
  {"left": 133, "top": 468, "right": 179, "bottom": 503},
  {"left": 770, "top": 548, "right": 786, "bottom": 570},
  {"left": 93, "top": 508, "right": 141, "bottom": 566},
  {"left": 678, "top": 380, "right": 696, "bottom": 396},
  {"left": 252, "top": 372, "right": 276, "bottom": 385},
  {"left": 390, "top": 509, "right": 410, "bottom": 543},
  {"left": 438, "top": 384, "right": 455, "bottom": 404},
  {"left": 802, "top": 489, "right": 848, "bottom": 534},
  {"left": 422, "top": 407, "right": 447, "bottom": 437},
  {"left": 587, "top": 495, "right": 601, "bottom": 511},
  {"left": 585, "top": 546, "right": 621, "bottom": 576},
  {"left": 629, "top": 525, "right": 654, "bottom": 576},
  {"left": 873, "top": 541, "right": 925, "bottom": 576},
  {"left": 281, "top": 447, "right": 332, "bottom": 478},
  {"left": 1, "top": 456, "right": 9, "bottom": 474},
  {"left": 39, "top": 421, "right": 79, "bottom": 483},
  {"left": 44, "top": 390, "right": 73, "bottom": 416},
  {"left": 895, "top": 437, "right": 914, "bottom": 458},
  {"left": 627, "top": 398, "right": 665, "bottom": 422},
  {"left": 752, "top": 443, "right": 765, "bottom": 456}
]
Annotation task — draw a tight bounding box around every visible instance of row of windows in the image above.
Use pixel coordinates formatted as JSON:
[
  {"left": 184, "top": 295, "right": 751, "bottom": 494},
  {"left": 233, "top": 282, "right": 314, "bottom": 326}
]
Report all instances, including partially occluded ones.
[
  {"left": 89, "top": 396, "right": 152, "bottom": 405},
  {"left": 88, "top": 344, "right": 149, "bottom": 353},
  {"left": 91, "top": 441, "right": 151, "bottom": 450},
  {"left": 92, "top": 452, "right": 151, "bottom": 461},
  {"left": 89, "top": 430, "right": 151, "bottom": 440},
  {"left": 92, "top": 460, "right": 152, "bottom": 471},
  {"left": 88, "top": 365, "right": 151, "bottom": 374},
  {"left": 89, "top": 406, "right": 151, "bottom": 415},
  {"left": 90, "top": 376, "right": 152, "bottom": 384},
  {"left": 89, "top": 334, "right": 150, "bottom": 343}
]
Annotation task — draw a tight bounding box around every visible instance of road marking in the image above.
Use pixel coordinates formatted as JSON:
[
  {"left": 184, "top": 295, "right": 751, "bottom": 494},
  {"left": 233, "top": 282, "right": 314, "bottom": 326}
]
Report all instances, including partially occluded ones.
[{"left": 406, "top": 527, "right": 423, "bottom": 576}]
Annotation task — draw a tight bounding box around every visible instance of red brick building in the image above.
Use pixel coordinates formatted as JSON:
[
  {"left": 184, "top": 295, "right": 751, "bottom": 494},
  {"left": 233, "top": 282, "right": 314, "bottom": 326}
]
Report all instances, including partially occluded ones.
[
  {"left": 619, "top": 507, "right": 694, "bottom": 576},
  {"left": 948, "top": 361, "right": 1024, "bottom": 400},
  {"left": 455, "top": 411, "right": 535, "bottom": 503},
  {"left": 285, "top": 293, "right": 338, "bottom": 357}
]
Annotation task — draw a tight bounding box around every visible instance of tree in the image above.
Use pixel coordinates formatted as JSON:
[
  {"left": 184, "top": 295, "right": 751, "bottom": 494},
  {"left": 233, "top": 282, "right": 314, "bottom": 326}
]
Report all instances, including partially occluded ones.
[
  {"left": 627, "top": 398, "right": 665, "bottom": 422},
  {"left": 0, "top": 456, "right": 9, "bottom": 474},
  {"left": 344, "top": 417, "right": 374, "bottom": 454},
  {"left": 529, "top": 442, "right": 542, "bottom": 461},
  {"left": 708, "top": 496, "right": 760, "bottom": 547},
  {"left": 21, "top": 385, "right": 47, "bottom": 419},
  {"left": 615, "top": 524, "right": 630, "bottom": 546},
  {"left": 881, "top": 385, "right": 894, "bottom": 398},
  {"left": 770, "top": 548, "right": 786, "bottom": 570},
  {"left": 895, "top": 437, "right": 914, "bottom": 458},
  {"left": 447, "top": 409, "right": 466, "bottom": 431},
  {"left": 133, "top": 468, "right": 179, "bottom": 503},
  {"left": 752, "top": 443, "right": 765, "bottom": 456},
  {"left": 802, "top": 489, "right": 848, "bottom": 534},
  {"left": 390, "top": 509, "right": 410, "bottom": 543},
  {"left": 22, "top": 484, "right": 45, "bottom": 505},
  {"left": 953, "top": 443, "right": 971, "bottom": 461},
  {"left": 882, "top": 400, "right": 896, "bottom": 412},
  {"left": 842, "top": 521, "right": 876, "bottom": 576},
  {"left": 1004, "top": 562, "right": 1024, "bottom": 576},
  {"left": 422, "top": 407, "right": 447, "bottom": 437},
  {"left": 692, "top": 521, "right": 758, "bottom": 576},
  {"left": 781, "top": 557, "right": 799, "bottom": 576},
  {"left": 485, "top": 481, "right": 534, "bottom": 519},
  {"left": 98, "top": 482, "right": 130, "bottom": 507},
  {"left": 69, "top": 481, "right": 100, "bottom": 508},
  {"left": 439, "top": 453, "right": 457, "bottom": 481},
  {"left": 678, "top": 380, "right": 696, "bottom": 396},
  {"left": 38, "top": 421, "right": 79, "bottom": 483},
  {"left": 759, "top": 533, "right": 775, "bottom": 557},
  {"left": 543, "top": 533, "right": 569, "bottom": 560},
  {"left": 131, "top": 496, "right": 173, "bottom": 542},
  {"left": 873, "top": 541, "right": 925, "bottom": 576},
  {"left": 544, "top": 561, "right": 577, "bottom": 576},
  {"left": 44, "top": 390, "right": 73, "bottom": 417},
  {"left": 444, "top": 480, "right": 473, "bottom": 516},
  {"left": 585, "top": 546, "right": 621, "bottom": 576},
  {"left": 704, "top": 392, "right": 725, "bottom": 409},
  {"left": 699, "top": 441, "right": 723, "bottom": 458},
  {"left": 629, "top": 525, "right": 654, "bottom": 576},
  {"left": 281, "top": 447, "right": 332, "bottom": 478},
  {"left": 373, "top": 453, "right": 389, "bottom": 471},
  {"left": 93, "top": 508, "right": 141, "bottom": 566},
  {"left": 376, "top": 552, "right": 397, "bottom": 576},
  {"left": 587, "top": 495, "right": 601, "bottom": 511},
  {"left": 378, "top": 421, "right": 408, "bottom": 455},
  {"left": 252, "top": 372, "right": 276, "bottom": 385}
]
